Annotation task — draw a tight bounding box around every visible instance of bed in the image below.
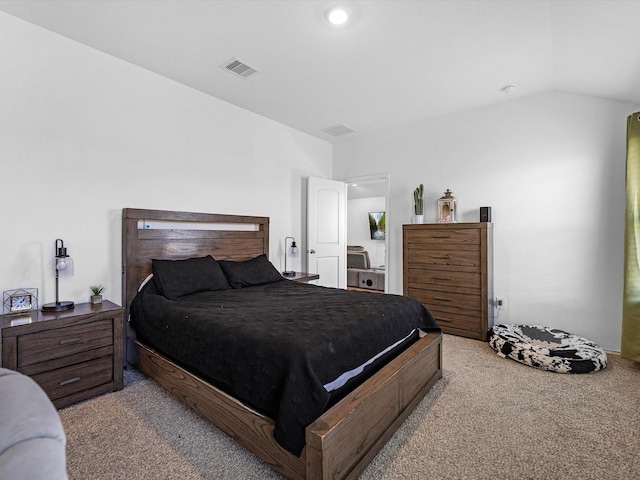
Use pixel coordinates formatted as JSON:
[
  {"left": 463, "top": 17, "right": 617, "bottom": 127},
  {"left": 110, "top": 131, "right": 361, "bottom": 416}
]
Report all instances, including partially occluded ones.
[{"left": 122, "top": 208, "right": 443, "bottom": 480}]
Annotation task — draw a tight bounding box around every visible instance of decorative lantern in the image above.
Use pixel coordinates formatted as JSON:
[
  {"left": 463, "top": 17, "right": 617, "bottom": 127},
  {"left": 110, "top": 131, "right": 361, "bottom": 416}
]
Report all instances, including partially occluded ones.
[{"left": 437, "top": 189, "right": 457, "bottom": 223}]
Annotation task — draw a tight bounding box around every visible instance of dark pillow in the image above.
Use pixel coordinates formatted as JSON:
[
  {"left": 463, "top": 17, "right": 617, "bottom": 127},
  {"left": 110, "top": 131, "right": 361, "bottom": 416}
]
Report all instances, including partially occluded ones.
[
  {"left": 218, "top": 254, "right": 284, "bottom": 288},
  {"left": 151, "top": 255, "right": 230, "bottom": 299}
]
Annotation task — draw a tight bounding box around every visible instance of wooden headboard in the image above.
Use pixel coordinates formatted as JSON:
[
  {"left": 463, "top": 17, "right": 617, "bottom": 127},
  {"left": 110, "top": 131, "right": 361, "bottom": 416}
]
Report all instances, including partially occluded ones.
[{"left": 121, "top": 208, "right": 270, "bottom": 364}]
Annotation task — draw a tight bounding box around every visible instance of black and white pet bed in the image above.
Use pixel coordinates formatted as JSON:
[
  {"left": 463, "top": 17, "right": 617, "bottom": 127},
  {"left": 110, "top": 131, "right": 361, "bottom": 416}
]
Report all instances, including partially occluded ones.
[{"left": 488, "top": 324, "right": 607, "bottom": 373}]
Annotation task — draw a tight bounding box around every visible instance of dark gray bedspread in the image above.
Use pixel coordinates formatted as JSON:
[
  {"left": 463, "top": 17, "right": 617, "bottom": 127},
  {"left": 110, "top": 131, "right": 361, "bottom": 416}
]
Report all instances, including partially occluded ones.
[{"left": 130, "top": 279, "right": 439, "bottom": 455}]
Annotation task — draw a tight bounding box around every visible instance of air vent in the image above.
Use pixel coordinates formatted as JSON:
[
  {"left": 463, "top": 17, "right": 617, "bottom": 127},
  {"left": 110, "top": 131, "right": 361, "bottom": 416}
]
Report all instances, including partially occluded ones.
[
  {"left": 220, "top": 57, "right": 259, "bottom": 79},
  {"left": 321, "top": 124, "right": 355, "bottom": 136}
]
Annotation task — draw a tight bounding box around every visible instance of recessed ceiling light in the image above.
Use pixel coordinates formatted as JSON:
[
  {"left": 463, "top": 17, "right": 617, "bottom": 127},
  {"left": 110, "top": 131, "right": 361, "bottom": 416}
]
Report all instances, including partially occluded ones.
[{"left": 326, "top": 6, "right": 350, "bottom": 26}]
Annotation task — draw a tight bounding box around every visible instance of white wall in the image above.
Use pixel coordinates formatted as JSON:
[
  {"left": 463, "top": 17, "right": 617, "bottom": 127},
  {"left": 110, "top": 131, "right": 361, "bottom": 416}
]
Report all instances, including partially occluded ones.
[
  {"left": 0, "top": 13, "right": 331, "bottom": 309},
  {"left": 334, "top": 91, "right": 639, "bottom": 352},
  {"left": 3, "top": 12, "right": 634, "bottom": 353},
  {"left": 347, "top": 197, "right": 386, "bottom": 267}
]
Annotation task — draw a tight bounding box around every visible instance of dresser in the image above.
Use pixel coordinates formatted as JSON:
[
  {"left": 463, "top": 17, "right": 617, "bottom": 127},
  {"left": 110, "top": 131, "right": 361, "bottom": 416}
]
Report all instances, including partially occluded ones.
[
  {"left": 1, "top": 301, "right": 124, "bottom": 408},
  {"left": 403, "top": 223, "right": 493, "bottom": 340}
]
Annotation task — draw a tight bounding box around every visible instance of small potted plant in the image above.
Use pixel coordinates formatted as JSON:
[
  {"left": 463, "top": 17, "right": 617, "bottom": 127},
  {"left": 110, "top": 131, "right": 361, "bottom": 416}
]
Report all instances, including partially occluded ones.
[
  {"left": 413, "top": 183, "right": 424, "bottom": 224},
  {"left": 90, "top": 285, "right": 104, "bottom": 304}
]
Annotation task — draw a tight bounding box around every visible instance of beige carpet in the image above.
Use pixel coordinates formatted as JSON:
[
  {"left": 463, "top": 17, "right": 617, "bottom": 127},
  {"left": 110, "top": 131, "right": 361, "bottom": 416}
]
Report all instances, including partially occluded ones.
[{"left": 59, "top": 334, "right": 640, "bottom": 479}]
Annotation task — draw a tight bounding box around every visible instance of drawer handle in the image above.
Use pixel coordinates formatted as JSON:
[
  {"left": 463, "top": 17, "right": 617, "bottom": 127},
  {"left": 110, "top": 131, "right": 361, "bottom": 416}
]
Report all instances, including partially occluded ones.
[
  {"left": 437, "top": 317, "right": 453, "bottom": 323},
  {"left": 432, "top": 277, "right": 452, "bottom": 282},
  {"left": 433, "top": 296, "right": 452, "bottom": 302},
  {"left": 59, "top": 337, "right": 81, "bottom": 346},
  {"left": 433, "top": 255, "right": 451, "bottom": 260},
  {"left": 59, "top": 377, "right": 81, "bottom": 386}
]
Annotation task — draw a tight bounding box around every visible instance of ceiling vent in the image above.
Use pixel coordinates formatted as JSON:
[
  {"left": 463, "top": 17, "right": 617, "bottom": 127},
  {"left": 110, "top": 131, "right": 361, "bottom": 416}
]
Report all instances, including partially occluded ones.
[
  {"left": 321, "top": 123, "right": 355, "bottom": 136},
  {"left": 220, "top": 57, "right": 259, "bottom": 79}
]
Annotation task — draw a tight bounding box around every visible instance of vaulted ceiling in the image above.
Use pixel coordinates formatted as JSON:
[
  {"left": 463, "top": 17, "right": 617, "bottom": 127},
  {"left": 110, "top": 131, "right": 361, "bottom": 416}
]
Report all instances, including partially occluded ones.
[{"left": 1, "top": 0, "right": 639, "bottom": 142}]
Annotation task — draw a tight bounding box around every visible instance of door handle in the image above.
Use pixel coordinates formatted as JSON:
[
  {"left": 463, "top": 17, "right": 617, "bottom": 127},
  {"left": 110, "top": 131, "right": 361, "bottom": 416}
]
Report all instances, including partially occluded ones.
[{"left": 310, "top": 249, "right": 316, "bottom": 254}]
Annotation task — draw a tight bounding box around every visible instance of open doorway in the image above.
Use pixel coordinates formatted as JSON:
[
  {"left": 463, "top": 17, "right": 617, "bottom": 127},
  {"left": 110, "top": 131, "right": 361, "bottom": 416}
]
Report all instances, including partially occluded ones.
[{"left": 345, "top": 173, "right": 390, "bottom": 293}]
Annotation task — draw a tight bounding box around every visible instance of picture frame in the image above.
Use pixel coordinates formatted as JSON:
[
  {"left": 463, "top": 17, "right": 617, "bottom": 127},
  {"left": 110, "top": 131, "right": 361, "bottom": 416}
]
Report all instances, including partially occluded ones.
[
  {"left": 368, "top": 211, "right": 386, "bottom": 240},
  {"left": 3, "top": 288, "right": 38, "bottom": 315}
]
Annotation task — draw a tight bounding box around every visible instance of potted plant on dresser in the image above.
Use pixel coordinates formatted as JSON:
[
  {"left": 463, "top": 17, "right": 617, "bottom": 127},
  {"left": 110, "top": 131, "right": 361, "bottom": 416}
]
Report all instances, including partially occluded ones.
[
  {"left": 90, "top": 285, "right": 104, "bottom": 304},
  {"left": 413, "top": 183, "right": 424, "bottom": 224}
]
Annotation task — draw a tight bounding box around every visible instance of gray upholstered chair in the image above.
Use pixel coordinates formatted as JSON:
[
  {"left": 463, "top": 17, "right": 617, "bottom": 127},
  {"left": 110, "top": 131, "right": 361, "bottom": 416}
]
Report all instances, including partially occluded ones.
[
  {"left": 0, "top": 368, "right": 68, "bottom": 480},
  {"left": 347, "top": 246, "right": 384, "bottom": 290}
]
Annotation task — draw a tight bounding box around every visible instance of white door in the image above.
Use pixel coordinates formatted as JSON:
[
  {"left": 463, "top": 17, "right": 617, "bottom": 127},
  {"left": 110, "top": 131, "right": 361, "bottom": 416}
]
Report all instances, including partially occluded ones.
[{"left": 307, "top": 177, "right": 347, "bottom": 289}]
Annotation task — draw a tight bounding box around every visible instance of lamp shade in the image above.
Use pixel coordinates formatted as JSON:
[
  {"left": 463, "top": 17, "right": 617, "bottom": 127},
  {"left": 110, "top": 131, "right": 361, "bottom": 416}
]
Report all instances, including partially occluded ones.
[{"left": 55, "top": 255, "right": 74, "bottom": 276}]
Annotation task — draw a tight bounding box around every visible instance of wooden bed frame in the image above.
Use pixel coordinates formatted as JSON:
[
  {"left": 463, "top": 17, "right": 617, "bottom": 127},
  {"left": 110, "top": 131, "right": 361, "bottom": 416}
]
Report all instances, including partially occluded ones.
[{"left": 122, "top": 208, "right": 442, "bottom": 480}]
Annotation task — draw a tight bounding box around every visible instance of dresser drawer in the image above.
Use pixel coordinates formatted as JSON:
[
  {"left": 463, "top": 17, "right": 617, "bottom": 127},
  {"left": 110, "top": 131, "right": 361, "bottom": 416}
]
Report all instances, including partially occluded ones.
[
  {"left": 405, "top": 228, "right": 480, "bottom": 246},
  {"left": 428, "top": 308, "right": 482, "bottom": 336},
  {"left": 408, "top": 288, "right": 483, "bottom": 337},
  {"left": 18, "top": 320, "right": 113, "bottom": 368},
  {"left": 405, "top": 248, "right": 480, "bottom": 269},
  {"left": 31, "top": 355, "right": 113, "bottom": 401},
  {"left": 408, "top": 287, "right": 481, "bottom": 314},
  {"left": 407, "top": 268, "right": 480, "bottom": 293}
]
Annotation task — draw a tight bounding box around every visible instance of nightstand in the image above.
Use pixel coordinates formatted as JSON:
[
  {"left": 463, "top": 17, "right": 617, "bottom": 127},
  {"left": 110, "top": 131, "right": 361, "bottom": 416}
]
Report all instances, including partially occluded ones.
[
  {"left": 0, "top": 300, "right": 124, "bottom": 408},
  {"left": 284, "top": 272, "right": 320, "bottom": 283}
]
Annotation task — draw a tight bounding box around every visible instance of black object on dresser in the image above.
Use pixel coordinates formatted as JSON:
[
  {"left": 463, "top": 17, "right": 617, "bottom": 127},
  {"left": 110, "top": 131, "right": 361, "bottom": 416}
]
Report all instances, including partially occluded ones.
[
  {"left": 1, "top": 300, "right": 124, "bottom": 408},
  {"left": 480, "top": 206, "right": 492, "bottom": 222}
]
